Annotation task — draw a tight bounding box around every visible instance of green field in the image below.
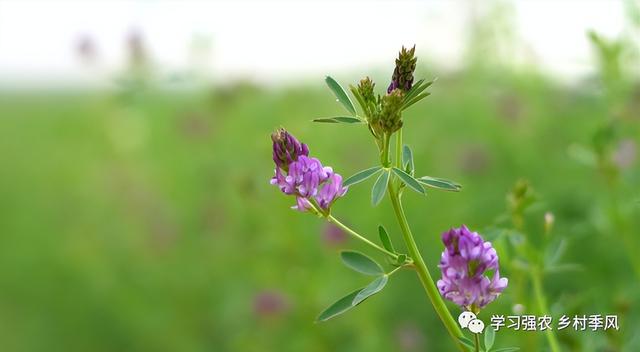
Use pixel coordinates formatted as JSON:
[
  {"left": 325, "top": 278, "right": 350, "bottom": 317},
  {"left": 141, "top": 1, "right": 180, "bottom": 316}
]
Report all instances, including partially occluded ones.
[{"left": 0, "top": 45, "right": 639, "bottom": 351}]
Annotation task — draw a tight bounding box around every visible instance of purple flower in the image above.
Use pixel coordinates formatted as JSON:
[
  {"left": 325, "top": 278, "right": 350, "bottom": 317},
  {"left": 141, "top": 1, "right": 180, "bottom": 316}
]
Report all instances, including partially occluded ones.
[
  {"left": 271, "top": 155, "right": 330, "bottom": 197},
  {"left": 271, "top": 128, "right": 309, "bottom": 171},
  {"left": 270, "top": 130, "right": 347, "bottom": 212},
  {"left": 613, "top": 139, "right": 636, "bottom": 170},
  {"left": 437, "top": 225, "right": 508, "bottom": 310},
  {"left": 253, "top": 290, "right": 289, "bottom": 318},
  {"left": 323, "top": 222, "right": 347, "bottom": 246},
  {"left": 293, "top": 196, "right": 313, "bottom": 212},
  {"left": 316, "top": 172, "right": 347, "bottom": 210},
  {"left": 395, "top": 322, "right": 426, "bottom": 352}
]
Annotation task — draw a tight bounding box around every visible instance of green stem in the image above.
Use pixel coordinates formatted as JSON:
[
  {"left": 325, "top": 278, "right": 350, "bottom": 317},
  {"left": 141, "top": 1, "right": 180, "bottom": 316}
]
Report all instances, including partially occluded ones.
[
  {"left": 382, "top": 128, "right": 464, "bottom": 350},
  {"left": 381, "top": 133, "right": 391, "bottom": 167},
  {"left": 619, "top": 225, "right": 640, "bottom": 279},
  {"left": 474, "top": 333, "right": 480, "bottom": 352},
  {"left": 327, "top": 214, "right": 399, "bottom": 260},
  {"left": 387, "top": 265, "right": 404, "bottom": 277},
  {"left": 531, "top": 268, "right": 561, "bottom": 352},
  {"left": 395, "top": 128, "right": 403, "bottom": 168},
  {"left": 606, "top": 184, "right": 640, "bottom": 279},
  {"left": 387, "top": 184, "right": 465, "bottom": 351}
]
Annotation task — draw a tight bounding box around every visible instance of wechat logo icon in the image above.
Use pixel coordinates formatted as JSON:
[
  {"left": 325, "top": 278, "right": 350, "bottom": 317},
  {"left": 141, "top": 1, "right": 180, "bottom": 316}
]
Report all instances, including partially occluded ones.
[{"left": 458, "top": 311, "right": 485, "bottom": 334}]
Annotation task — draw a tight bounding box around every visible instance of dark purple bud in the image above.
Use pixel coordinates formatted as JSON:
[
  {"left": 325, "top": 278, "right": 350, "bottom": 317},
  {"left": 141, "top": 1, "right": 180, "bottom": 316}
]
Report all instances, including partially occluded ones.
[
  {"left": 271, "top": 128, "right": 309, "bottom": 171},
  {"left": 387, "top": 45, "right": 417, "bottom": 94},
  {"left": 386, "top": 80, "right": 399, "bottom": 94}
]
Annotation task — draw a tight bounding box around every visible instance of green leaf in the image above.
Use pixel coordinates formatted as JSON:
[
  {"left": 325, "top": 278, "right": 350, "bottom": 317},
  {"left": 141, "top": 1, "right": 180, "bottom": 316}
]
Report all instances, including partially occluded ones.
[
  {"left": 544, "top": 263, "right": 583, "bottom": 274},
  {"left": 316, "top": 289, "right": 362, "bottom": 322},
  {"left": 492, "top": 348, "right": 520, "bottom": 352},
  {"left": 371, "top": 170, "right": 390, "bottom": 206},
  {"left": 313, "top": 116, "right": 364, "bottom": 124},
  {"left": 343, "top": 166, "right": 382, "bottom": 187},
  {"left": 402, "top": 92, "right": 431, "bottom": 111},
  {"left": 352, "top": 275, "right": 388, "bottom": 305},
  {"left": 544, "top": 238, "right": 567, "bottom": 268},
  {"left": 484, "top": 326, "right": 495, "bottom": 351},
  {"left": 325, "top": 76, "right": 356, "bottom": 115},
  {"left": 403, "top": 79, "right": 433, "bottom": 104},
  {"left": 402, "top": 145, "right": 414, "bottom": 174},
  {"left": 457, "top": 336, "right": 475, "bottom": 350},
  {"left": 378, "top": 225, "right": 395, "bottom": 253},
  {"left": 417, "top": 176, "right": 462, "bottom": 192},
  {"left": 403, "top": 79, "right": 425, "bottom": 103},
  {"left": 316, "top": 275, "right": 390, "bottom": 322},
  {"left": 627, "top": 0, "right": 640, "bottom": 26},
  {"left": 349, "top": 85, "right": 368, "bottom": 115},
  {"left": 567, "top": 144, "right": 597, "bottom": 167},
  {"left": 340, "top": 250, "right": 384, "bottom": 276},
  {"left": 392, "top": 167, "right": 425, "bottom": 195}
]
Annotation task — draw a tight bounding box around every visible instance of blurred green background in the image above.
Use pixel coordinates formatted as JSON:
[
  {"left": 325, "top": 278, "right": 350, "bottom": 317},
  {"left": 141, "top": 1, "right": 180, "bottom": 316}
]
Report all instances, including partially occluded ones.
[{"left": 0, "top": 2, "right": 639, "bottom": 352}]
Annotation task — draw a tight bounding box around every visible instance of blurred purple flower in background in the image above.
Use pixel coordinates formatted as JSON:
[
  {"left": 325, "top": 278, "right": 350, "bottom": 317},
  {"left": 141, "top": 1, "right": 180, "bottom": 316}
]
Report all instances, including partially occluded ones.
[
  {"left": 613, "top": 139, "right": 637, "bottom": 170},
  {"left": 253, "top": 290, "right": 289, "bottom": 318},
  {"left": 496, "top": 92, "right": 524, "bottom": 122},
  {"left": 177, "top": 111, "right": 213, "bottom": 140},
  {"left": 75, "top": 35, "right": 98, "bottom": 65},
  {"left": 126, "top": 28, "right": 148, "bottom": 68},
  {"left": 437, "top": 225, "right": 508, "bottom": 311},
  {"left": 322, "top": 222, "right": 347, "bottom": 246},
  {"left": 458, "top": 144, "right": 492, "bottom": 175},
  {"left": 395, "top": 321, "right": 426, "bottom": 352}
]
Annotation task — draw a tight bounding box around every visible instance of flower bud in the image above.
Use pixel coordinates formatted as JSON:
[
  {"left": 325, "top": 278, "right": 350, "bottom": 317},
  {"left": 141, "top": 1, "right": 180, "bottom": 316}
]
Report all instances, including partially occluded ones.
[
  {"left": 387, "top": 45, "right": 417, "bottom": 94},
  {"left": 379, "top": 88, "right": 405, "bottom": 134},
  {"left": 271, "top": 128, "right": 309, "bottom": 172},
  {"left": 507, "top": 179, "right": 536, "bottom": 214},
  {"left": 357, "top": 77, "right": 376, "bottom": 105},
  {"left": 369, "top": 88, "right": 405, "bottom": 137},
  {"left": 544, "top": 211, "right": 555, "bottom": 234}
]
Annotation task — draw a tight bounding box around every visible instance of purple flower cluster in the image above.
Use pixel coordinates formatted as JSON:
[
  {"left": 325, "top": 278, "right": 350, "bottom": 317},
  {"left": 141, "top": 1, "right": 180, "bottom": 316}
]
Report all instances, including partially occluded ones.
[
  {"left": 437, "top": 225, "right": 508, "bottom": 310},
  {"left": 270, "top": 129, "right": 347, "bottom": 212}
]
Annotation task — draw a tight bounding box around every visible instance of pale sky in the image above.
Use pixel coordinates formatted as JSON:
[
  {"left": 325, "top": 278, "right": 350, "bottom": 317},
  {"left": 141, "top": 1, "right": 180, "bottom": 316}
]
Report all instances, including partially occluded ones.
[{"left": 0, "top": 0, "right": 633, "bottom": 87}]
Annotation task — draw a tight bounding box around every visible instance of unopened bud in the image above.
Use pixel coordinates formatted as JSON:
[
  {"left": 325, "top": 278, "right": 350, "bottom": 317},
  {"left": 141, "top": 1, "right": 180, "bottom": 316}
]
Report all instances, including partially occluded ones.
[
  {"left": 380, "top": 89, "right": 404, "bottom": 133},
  {"left": 271, "top": 128, "right": 309, "bottom": 171},
  {"left": 387, "top": 45, "right": 417, "bottom": 94},
  {"left": 357, "top": 77, "right": 376, "bottom": 105},
  {"left": 544, "top": 212, "right": 555, "bottom": 234}
]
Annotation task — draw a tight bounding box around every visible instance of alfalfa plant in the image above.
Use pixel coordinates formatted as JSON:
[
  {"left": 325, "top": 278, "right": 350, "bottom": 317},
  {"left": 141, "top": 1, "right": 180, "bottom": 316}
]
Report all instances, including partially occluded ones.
[{"left": 270, "top": 46, "right": 516, "bottom": 352}]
